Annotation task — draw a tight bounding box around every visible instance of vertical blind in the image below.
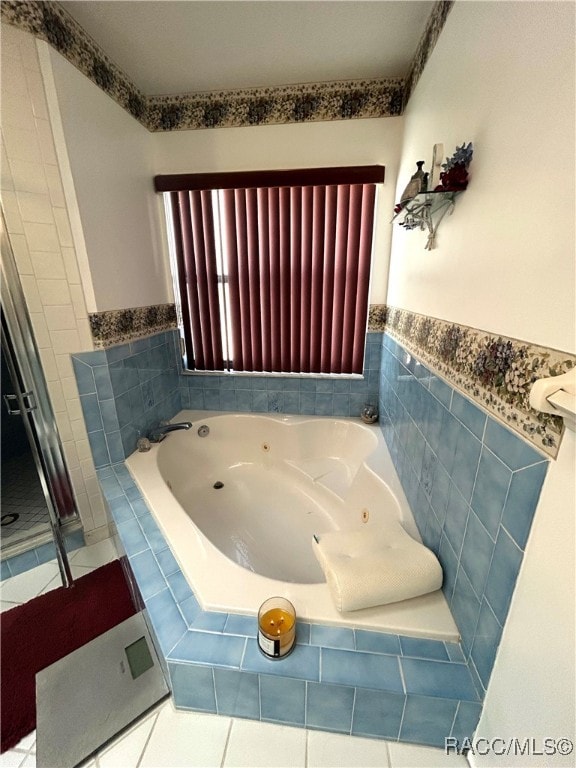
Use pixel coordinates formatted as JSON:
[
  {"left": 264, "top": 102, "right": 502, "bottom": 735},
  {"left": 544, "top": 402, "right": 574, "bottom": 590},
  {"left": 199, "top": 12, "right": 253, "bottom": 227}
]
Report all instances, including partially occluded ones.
[{"left": 156, "top": 166, "right": 384, "bottom": 375}]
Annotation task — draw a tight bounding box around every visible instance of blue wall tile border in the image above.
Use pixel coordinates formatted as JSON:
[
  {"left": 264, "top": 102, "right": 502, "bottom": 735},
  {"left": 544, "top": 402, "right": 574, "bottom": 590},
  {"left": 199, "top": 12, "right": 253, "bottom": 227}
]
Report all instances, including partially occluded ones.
[
  {"left": 73, "top": 331, "right": 183, "bottom": 463},
  {"left": 378, "top": 333, "right": 548, "bottom": 698},
  {"left": 178, "top": 332, "right": 383, "bottom": 420},
  {"left": 384, "top": 306, "right": 575, "bottom": 458},
  {"left": 72, "top": 331, "right": 383, "bottom": 465},
  {"left": 100, "top": 461, "right": 481, "bottom": 749}
]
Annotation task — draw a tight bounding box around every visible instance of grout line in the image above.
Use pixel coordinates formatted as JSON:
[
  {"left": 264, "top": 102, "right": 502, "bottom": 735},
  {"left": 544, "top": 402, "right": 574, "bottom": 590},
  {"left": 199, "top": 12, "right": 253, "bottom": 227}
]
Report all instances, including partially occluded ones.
[
  {"left": 396, "top": 696, "right": 407, "bottom": 748},
  {"left": 212, "top": 667, "right": 219, "bottom": 715},
  {"left": 397, "top": 656, "right": 407, "bottom": 695},
  {"left": 220, "top": 718, "right": 234, "bottom": 768},
  {"left": 449, "top": 700, "right": 461, "bottom": 737},
  {"left": 239, "top": 636, "right": 248, "bottom": 670},
  {"left": 511, "top": 457, "right": 549, "bottom": 473},
  {"left": 134, "top": 705, "right": 162, "bottom": 768},
  {"left": 349, "top": 687, "right": 357, "bottom": 736}
]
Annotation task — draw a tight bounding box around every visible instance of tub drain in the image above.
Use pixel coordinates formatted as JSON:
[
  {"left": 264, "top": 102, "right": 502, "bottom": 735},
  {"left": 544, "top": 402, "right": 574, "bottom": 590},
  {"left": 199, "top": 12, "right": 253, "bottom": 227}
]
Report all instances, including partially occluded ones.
[{"left": 213, "top": 481, "right": 224, "bottom": 489}]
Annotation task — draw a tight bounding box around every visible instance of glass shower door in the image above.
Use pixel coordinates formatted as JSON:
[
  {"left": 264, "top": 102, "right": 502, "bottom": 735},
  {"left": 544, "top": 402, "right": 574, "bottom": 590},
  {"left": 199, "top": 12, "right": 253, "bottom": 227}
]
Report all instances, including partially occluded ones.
[
  {"left": 1, "top": 328, "right": 54, "bottom": 551},
  {"left": 1, "top": 217, "right": 75, "bottom": 588}
]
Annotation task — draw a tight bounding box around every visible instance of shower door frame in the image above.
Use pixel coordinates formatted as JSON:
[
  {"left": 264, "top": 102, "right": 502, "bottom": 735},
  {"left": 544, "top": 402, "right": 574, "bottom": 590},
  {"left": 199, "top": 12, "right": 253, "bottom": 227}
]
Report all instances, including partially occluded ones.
[{"left": 1, "top": 214, "right": 74, "bottom": 587}]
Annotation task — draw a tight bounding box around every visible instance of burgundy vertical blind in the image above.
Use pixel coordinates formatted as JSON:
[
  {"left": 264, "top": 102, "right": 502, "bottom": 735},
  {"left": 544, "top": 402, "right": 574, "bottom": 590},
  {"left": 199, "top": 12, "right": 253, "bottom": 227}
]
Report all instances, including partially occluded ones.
[
  {"left": 169, "top": 190, "right": 223, "bottom": 370},
  {"left": 157, "top": 166, "right": 383, "bottom": 375}
]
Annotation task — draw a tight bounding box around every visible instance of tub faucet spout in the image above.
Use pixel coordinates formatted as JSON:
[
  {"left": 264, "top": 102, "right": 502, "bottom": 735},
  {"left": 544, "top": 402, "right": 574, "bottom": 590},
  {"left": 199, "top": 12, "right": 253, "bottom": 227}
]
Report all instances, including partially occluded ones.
[{"left": 148, "top": 421, "right": 193, "bottom": 443}]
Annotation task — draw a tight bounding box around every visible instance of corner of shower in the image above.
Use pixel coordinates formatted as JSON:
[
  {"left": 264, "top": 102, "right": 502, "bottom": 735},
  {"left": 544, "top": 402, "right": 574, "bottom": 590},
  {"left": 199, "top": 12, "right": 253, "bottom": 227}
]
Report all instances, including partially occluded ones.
[{"left": 1, "top": 214, "right": 80, "bottom": 586}]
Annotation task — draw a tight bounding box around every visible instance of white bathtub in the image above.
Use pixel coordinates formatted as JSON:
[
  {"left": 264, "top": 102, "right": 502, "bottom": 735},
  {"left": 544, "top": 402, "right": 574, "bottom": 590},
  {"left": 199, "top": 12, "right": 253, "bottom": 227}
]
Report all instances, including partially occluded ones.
[{"left": 127, "top": 410, "right": 458, "bottom": 639}]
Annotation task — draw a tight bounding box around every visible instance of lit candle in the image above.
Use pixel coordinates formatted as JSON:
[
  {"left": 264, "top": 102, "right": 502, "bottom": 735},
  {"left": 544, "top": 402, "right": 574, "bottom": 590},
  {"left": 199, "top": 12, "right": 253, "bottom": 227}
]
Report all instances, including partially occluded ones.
[{"left": 257, "top": 597, "right": 296, "bottom": 658}]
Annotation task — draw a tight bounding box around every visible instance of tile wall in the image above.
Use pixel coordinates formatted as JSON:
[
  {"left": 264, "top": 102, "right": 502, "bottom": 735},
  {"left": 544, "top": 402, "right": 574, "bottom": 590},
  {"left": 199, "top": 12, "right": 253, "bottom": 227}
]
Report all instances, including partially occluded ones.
[
  {"left": 72, "top": 331, "right": 181, "bottom": 465},
  {"left": 378, "top": 334, "right": 548, "bottom": 696},
  {"left": 71, "top": 331, "right": 382, "bottom": 465},
  {"left": 1, "top": 24, "right": 106, "bottom": 539},
  {"left": 179, "top": 332, "right": 382, "bottom": 420}
]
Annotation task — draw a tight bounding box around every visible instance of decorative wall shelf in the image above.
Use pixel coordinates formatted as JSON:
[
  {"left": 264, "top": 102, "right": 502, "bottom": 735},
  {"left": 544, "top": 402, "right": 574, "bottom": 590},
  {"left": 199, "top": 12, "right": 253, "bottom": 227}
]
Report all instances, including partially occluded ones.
[{"left": 392, "top": 190, "right": 460, "bottom": 250}]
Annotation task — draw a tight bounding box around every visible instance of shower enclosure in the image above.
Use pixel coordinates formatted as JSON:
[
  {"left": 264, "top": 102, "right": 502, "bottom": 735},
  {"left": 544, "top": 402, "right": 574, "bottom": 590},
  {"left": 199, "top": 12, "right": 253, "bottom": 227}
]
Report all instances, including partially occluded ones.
[{"left": 1, "top": 216, "right": 77, "bottom": 587}]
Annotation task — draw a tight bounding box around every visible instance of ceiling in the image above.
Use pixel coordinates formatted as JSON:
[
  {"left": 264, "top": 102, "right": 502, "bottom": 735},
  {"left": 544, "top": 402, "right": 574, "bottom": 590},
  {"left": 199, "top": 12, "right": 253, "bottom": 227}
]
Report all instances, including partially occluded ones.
[{"left": 62, "top": 1, "right": 434, "bottom": 96}]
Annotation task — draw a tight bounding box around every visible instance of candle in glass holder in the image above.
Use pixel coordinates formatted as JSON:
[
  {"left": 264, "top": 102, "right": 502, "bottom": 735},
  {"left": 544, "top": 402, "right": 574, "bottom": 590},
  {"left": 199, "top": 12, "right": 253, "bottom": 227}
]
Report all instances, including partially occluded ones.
[{"left": 257, "top": 597, "right": 296, "bottom": 658}]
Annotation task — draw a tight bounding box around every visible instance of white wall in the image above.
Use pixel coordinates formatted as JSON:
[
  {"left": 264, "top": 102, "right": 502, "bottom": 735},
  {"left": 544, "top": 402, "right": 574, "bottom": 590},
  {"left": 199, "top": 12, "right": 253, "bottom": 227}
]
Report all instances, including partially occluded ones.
[
  {"left": 46, "top": 43, "right": 404, "bottom": 311},
  {"left": 1, "top": 26, "right": 108, "bottom": 539},
  {"left": 388, "top": 1, "right": 575, "bottom": 353},
  {"left": 389, "top": 3, "right": 576, "bottom": 763},
  {"left": 153, "top": 118, "right": 404, "bottom": 305},
  {"left": 48, "top": 49, "right": 171, "bottom": 313}
]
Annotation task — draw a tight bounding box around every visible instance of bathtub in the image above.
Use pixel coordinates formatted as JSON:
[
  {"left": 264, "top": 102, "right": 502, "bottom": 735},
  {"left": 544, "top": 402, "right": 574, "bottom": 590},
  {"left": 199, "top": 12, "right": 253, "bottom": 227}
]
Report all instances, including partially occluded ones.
[{"left": 126, "top": 410, "right": 458, "bottom": 639}]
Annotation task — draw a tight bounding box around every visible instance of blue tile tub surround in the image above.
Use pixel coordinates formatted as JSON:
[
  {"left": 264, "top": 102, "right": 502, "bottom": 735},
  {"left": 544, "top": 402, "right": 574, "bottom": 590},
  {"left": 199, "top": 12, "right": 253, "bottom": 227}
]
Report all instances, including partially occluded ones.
[
  {"left": 72, "top": 331, "right": 182, "bottom": 465},
  {"left": 378, "top": 334, "right": 549, "bottom": 697},
  {"left": 179, "top": 332, "right": 383, "bottom": 418},
  {"left": 100, "top": 462, "right": 481, "bottom": 749}
]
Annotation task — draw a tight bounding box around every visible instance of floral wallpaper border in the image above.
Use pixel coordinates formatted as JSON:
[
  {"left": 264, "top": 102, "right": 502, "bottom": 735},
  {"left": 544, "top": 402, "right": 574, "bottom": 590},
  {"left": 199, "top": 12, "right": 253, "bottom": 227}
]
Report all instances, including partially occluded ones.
[
  {"left": 385, "top": 306, "right": 575, "bottom": 458},
  {"left": 86, "top": 302, "right": 574, "bottom": 456},
  {"left": 1, "top": 1, "right": 449, "bottom": 131},
  {"left": 89, "top": 304, "right": 177, "bottom": 349},
  {"left": 1, "top": 1, "right": 150, "bottom": 123},
  {"left": 403, "top": 0, "right": 454, "bottom": 107},
  {"left": 368, "top": 304, "right": 387, "bottom": 332},
  {"left": 90, "top": 302, "right": 386, "bottom": 348},
  {"left": 146, "top": 79, "right": 404, "bottom": 131}
]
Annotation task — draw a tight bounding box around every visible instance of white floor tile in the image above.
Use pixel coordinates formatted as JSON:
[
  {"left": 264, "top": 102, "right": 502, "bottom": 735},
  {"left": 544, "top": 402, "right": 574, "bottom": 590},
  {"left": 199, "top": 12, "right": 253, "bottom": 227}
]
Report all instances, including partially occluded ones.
[
  {"left": 0, "top": 562, "right": 60, "bottom": 603},
  {"left": 0, "top": 750, "right": 27, "bottom": 768},
  {"left": 19, "top": 755, "right": 35, "bottom": 768},
  {"left": 224, "top": 719, "right": 307, "bottom": 768},
  {"left": 0, "top": 600, "right": 21, "bottom": 613},
  {"left": 98, "top": 709, "right": 158, "bottom": 768},
  {"left": 139, "top": 702, "right": 231, "bottom": 767},
  {"left": 12, "top": 734, "right": 35, "bottom": 754},
  {"left": 69, "top": 563, "right": 98, "bottom": 580},
  {"left": 307, "top": 730, "right": 391, "bottom": 767},
  {"left": 40, "top": 563, "right": 96, "bottom": 594},
  {"left": 69, "top": 539, "right": 117, "bottom": 569},
  {"left": 387, "top": 742, "right": 469, "bottom": 767},
  {"left": 37, "top": 573, "right": 61, "bottom": 595}
]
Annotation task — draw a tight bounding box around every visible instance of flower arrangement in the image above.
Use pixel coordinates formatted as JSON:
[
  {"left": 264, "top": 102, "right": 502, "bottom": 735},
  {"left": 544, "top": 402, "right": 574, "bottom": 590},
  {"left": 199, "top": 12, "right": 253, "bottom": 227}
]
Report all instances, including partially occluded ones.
[
  {"left": 393, "top": 142, "right": 473, "bottom": 215},
  {"left": 434, "top": 142, "right": 473, "bottom": 192}
]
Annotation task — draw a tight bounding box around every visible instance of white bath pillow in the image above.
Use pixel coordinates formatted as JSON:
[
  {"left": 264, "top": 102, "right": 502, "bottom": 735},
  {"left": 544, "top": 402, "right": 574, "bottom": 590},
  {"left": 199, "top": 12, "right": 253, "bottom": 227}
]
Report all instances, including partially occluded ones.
[{"left": 312, "top": 522, "right": 443, "bottom": 612}]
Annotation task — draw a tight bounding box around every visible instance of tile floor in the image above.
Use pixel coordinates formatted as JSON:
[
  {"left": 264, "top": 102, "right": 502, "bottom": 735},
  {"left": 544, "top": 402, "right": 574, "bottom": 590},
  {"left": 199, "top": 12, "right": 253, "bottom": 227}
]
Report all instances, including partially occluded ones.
[
  {"left": 0, "top": 540, "right": 470, "bottom": 768},
  {"left": 1, "top": 455, "right": 51, "bottom": 548}
]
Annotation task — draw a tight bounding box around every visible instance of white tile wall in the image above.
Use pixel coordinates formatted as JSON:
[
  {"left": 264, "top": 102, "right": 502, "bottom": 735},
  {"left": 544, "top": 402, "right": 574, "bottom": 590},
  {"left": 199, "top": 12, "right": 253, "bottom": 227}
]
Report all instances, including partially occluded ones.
[{"left": 1, "top": 24, "right": 107, "bottom": 540}]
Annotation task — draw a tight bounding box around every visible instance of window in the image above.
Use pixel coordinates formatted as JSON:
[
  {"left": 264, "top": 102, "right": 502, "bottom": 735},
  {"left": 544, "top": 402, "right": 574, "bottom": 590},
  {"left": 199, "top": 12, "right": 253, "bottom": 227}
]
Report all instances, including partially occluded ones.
[{"left": 155, "top": 166, "right": 384, "bottom": 375}]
